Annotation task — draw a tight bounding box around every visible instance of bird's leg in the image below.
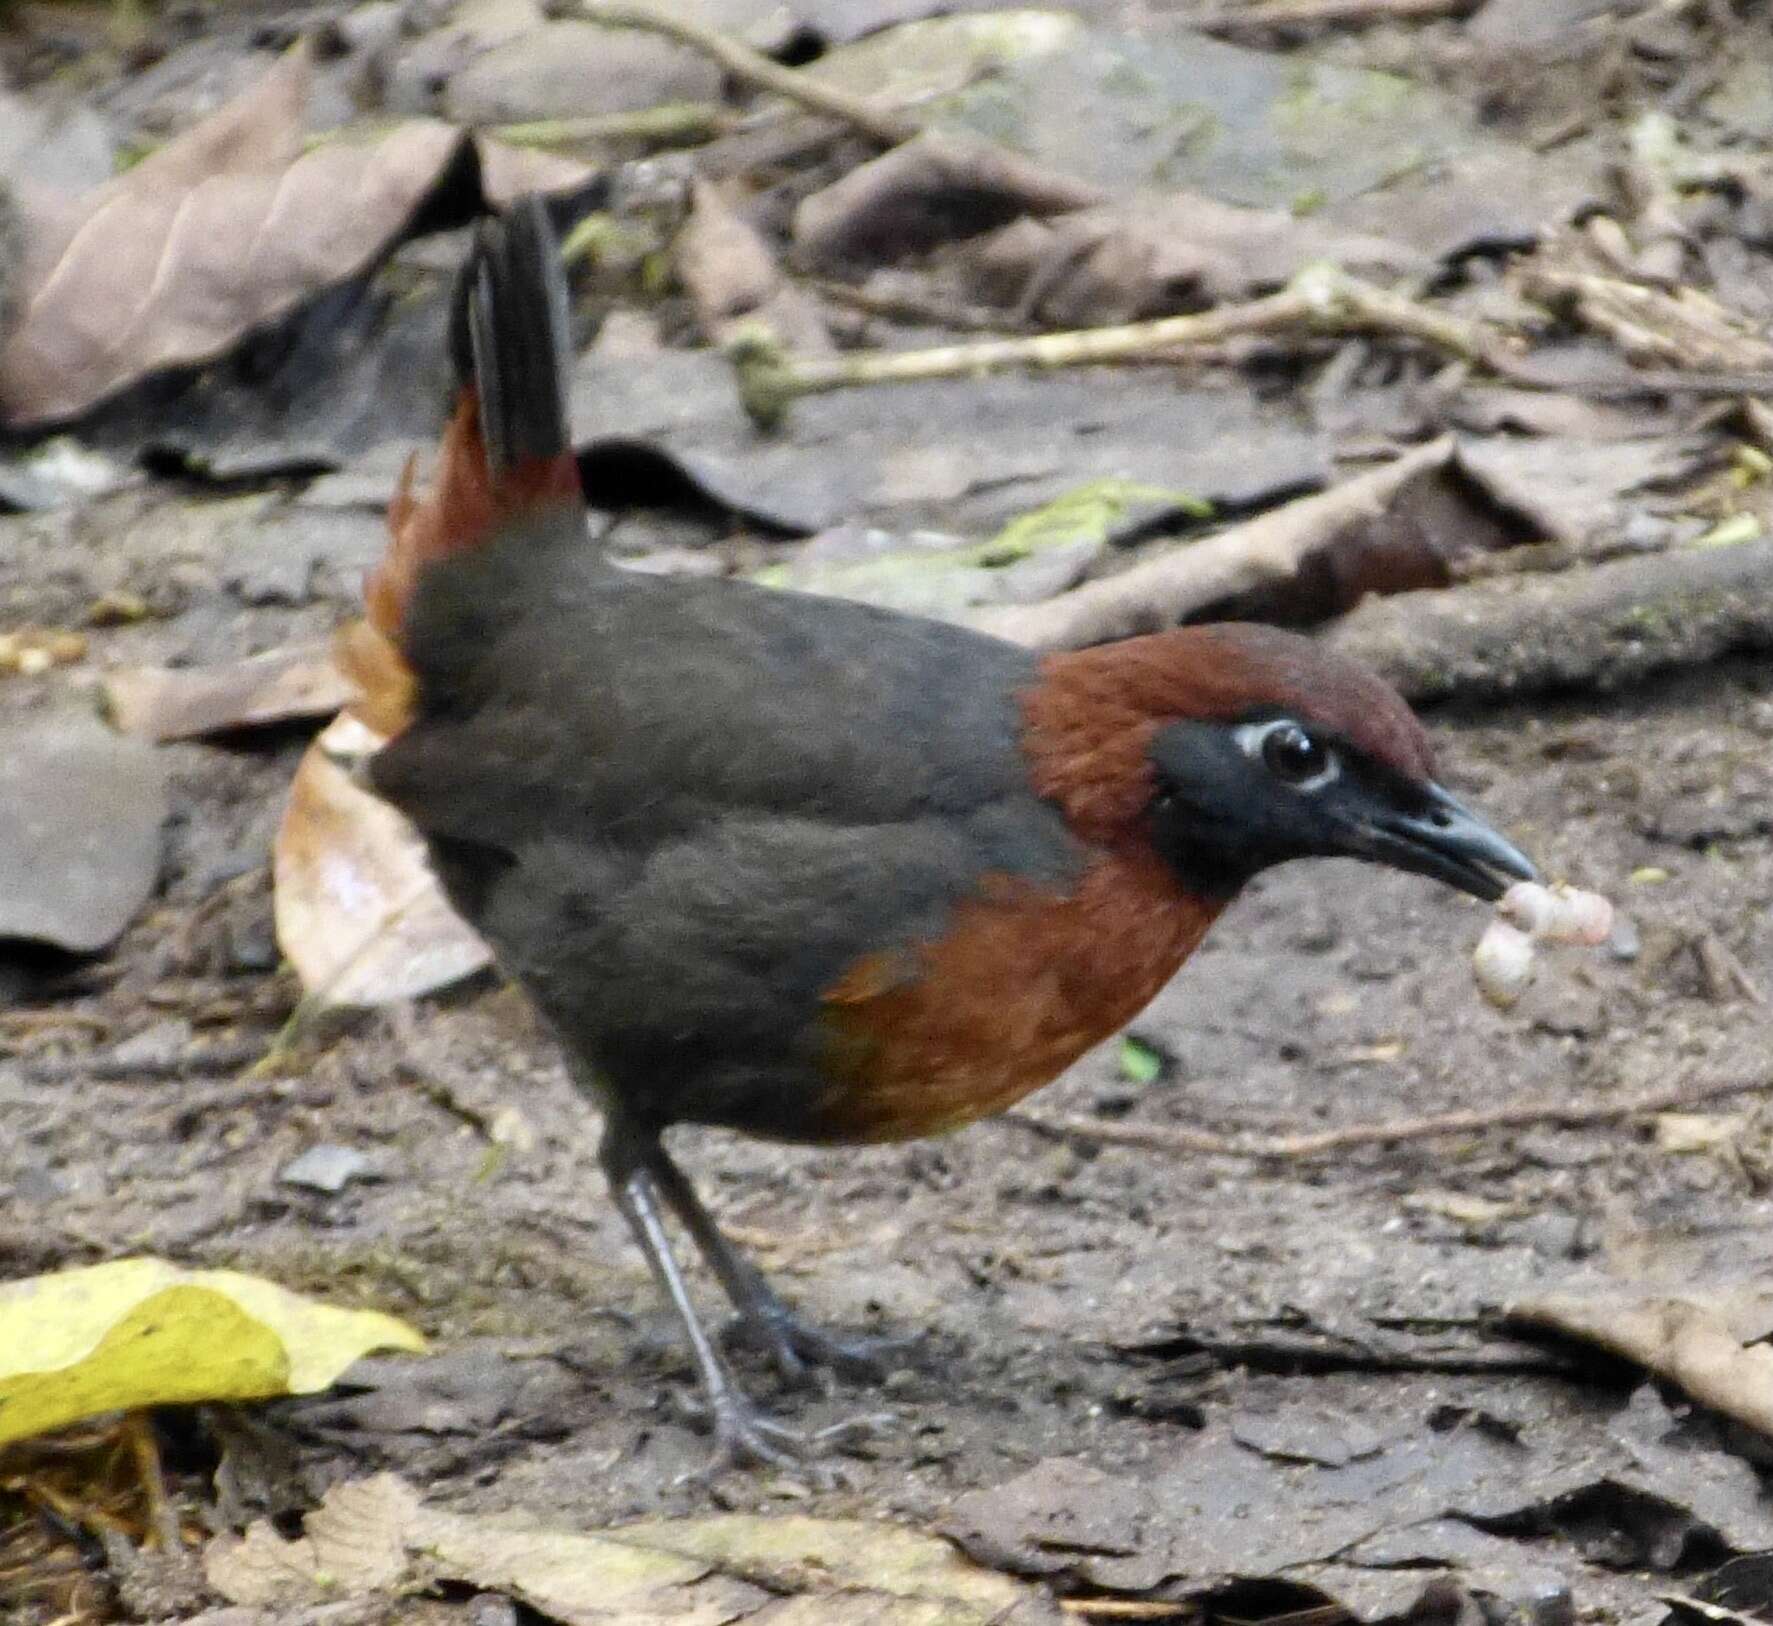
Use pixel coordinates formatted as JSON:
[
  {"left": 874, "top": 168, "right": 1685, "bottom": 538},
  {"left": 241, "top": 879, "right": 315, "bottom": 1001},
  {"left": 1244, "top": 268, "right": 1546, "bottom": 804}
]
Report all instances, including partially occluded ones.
[
  {"left": 639, "top": 1139, "right": 909, "bottom": 1386},
  {"left": 598, "top": 1117, "right": 809, "bottom": 1475}
]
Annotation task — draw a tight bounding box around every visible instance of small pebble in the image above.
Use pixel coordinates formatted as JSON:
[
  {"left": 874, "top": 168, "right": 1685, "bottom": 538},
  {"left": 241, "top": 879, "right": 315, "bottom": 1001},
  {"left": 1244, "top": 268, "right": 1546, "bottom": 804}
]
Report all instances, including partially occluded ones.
[
  {"left": 13, "top": 1166, "right": 71, "bottom": 1203},
  {"left": 280, "top": 1144, "right": 376, "bottom": 1194},
  {"left": 1529, "top": 1584, "right": 1576, "bottom": 1626},
  {"left": 109, "top": 1018, "right": 194, "bottom": 1069},
  {"left": 467, "top": 1596, "right": 518, "bottom": 1626}
]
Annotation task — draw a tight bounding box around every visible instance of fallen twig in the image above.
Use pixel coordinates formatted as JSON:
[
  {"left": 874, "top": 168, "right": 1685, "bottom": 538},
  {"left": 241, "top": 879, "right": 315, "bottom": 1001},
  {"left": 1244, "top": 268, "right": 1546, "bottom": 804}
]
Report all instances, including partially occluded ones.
[
  {"left": 1328, "top": 536, "right": 1773, "bottom": 703},
  {"left": 811, "top": 277, "right": 1029, "bottom": 334},
  {"left": 20, "top": 1038, "right": 271, "bottom": 1084},
  {"left": 1012, "top": 1074, "right": 1769, "bottom": 1160},
  {"left": 558, "top": 0, "right": 917, "bottom": 146},
  {"left": 1182, "top": 0, "right": 1472, "bottom": 32},
  {"left": 728, "top": 265, "right": 1516, "bottom": 429},
  {"left": 122, "top": 1414, "right": 183, "bottom": 1553},
  {"left": 968, "top": 438, "right": 1455, "bottom": 650},
  {"left": 1517, "top": 264, "right": 1773, "bottom": 373},
  {"left": 1058, "top": 1601, "right": 1197, "bottom": 1621},
  {"left": 486, "top": 102, "right": 735, "bottom": 150},
  {"left": 1690, "top": 932, "right": 1767, "bottom": 1007}
]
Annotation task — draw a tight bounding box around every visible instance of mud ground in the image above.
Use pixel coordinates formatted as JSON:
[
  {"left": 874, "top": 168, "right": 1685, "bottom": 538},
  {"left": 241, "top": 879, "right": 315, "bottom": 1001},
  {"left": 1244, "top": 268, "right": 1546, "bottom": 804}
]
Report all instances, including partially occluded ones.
[{"left": 4, "top": 479, "right": 1772, "bottom": 1621}]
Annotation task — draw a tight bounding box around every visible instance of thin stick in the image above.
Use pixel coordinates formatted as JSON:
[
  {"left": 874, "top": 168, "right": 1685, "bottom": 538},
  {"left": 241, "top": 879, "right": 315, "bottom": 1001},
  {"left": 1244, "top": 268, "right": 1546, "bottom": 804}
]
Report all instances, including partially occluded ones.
[
  {"left": 1011, "top": 1074, "right": 1769, "bottom": 1161},
  {"left": 559, "top": 1, "right": 917, "bottom": 146},
  {"left": 1181, "top": 0, "right": 1471, "bottom": 29},
  {"left": 121, "top": 1413, "right": 182, "bottom": 1553},
  {"left": 486, "top": 102, "right": 734, "bottom": 150},
  {"left": 8, "top": 1476, "right": 136, "bottom": 1540},
  {"left": 1060, "top": 1602, "right": 1197, "bottom": 1620},
  {"left": 810, "top": 277, "right": 1029, "bottom": 335},
  {"left": 0, "top": 1009, "right": 112, "bottom": 1036},
  {"left": 21, "top": 1038, "right": 270, "bottom": 1084},
  {"left": 1517, "top": 265, "right": 1773, "bottom": 372},
  {"left": 728, "top": 265, "right": 1518, "bottom": 428}
]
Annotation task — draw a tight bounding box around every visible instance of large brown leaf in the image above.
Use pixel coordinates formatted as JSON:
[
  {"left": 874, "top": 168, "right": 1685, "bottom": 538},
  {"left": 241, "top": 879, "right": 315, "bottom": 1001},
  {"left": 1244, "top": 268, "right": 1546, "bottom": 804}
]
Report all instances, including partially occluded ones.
[{"left": 0, "top": 42, "right": 467, "bottom": 431}]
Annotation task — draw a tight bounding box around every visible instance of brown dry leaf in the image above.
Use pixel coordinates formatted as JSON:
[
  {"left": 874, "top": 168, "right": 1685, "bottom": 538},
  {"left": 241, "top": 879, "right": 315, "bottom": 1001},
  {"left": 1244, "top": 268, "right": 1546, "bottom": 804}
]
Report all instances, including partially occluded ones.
[
  {"left": 1511, "top": 1287, "right": 1773, "bottom": 1440},
  {"left": 793, "top": 129, "right": 1103, "bottom": 271},
  {"left": 961, "top": 193, "right": 1424, "bottom": 326},
  {"left": 475, "top": 137, "right": 600, "bottom": 210},
  {"left": 274, "top": 711, "right": 490, "bottom": 1007},
  {"left": 103, "top": 640, "right": 355, "bottom": 742},
  {"left": 205, "top": 1472, "right": 1056, "bottom": 1624},
  {"left": 971, "top": 437, "right": 1463, "bottom": 649},
  {"left": 0, "top": 42, "right": 467, "bottom": 431},
  {"left": 678, "top": 177, "right": 830, "bottom": 354}
]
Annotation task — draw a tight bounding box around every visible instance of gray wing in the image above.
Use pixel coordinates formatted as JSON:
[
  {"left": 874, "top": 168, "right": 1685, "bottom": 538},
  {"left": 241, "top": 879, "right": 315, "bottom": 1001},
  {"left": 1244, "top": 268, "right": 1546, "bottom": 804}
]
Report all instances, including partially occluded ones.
[
  {"left": 373, "top": 515, "right": 1075, "bottom": 872},
  {"left": 369, "top": 523, "right": 1085, "bottom": 1124}
]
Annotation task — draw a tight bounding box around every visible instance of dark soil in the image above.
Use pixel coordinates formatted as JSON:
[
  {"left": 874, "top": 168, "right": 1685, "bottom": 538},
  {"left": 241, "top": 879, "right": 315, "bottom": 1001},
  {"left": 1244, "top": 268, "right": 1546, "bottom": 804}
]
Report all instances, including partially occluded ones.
[
  {"left": 6, "top": 481, "right": 1771, "bottom": 1617},
  {"left": 5, "top": 0, "right": 1773, "bottom": 1620}
]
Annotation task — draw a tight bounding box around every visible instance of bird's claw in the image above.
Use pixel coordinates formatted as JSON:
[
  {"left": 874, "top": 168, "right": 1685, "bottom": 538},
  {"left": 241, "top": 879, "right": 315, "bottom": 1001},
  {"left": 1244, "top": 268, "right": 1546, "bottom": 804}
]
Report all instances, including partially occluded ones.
[
  {"left": 727, "top": 1308, "right": 918, "bottom": 1388},
  {"left": 677, "top": 1392, "right": 895, "bottom": 1486}
]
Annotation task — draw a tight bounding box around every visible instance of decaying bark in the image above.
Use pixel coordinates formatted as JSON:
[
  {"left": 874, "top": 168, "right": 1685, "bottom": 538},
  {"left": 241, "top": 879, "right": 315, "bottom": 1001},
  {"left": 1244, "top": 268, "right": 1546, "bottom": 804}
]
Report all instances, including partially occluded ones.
[
  {"left": 969, "top": 439, "right": 1457, "bottom": 649},
  {"left": 1328, "top": 537, "right": 1773, "bottom": 703}
]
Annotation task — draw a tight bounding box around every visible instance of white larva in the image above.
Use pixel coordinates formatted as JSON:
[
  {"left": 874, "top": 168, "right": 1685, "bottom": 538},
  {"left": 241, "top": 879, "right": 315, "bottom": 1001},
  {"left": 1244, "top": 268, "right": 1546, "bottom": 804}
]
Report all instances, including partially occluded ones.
[
  {"left": 1547, "top": 887, "right": 1613, "bottom": 947},
  {"left": 1475, "top": 883, "right": 1615, "bottom": 1008},
  {"left": 1496, "top": 882, "right": 1557, "bottom": 936},
  {"left": 1473, "top": 919, "right": 1536, "bottom": 1008}
]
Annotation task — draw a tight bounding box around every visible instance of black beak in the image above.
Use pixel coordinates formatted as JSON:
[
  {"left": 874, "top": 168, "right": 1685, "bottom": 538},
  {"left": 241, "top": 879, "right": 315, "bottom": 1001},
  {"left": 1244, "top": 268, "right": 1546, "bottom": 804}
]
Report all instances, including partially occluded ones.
[{"left": 1351, "top": 782, "right": 1538, "bottom": 902}]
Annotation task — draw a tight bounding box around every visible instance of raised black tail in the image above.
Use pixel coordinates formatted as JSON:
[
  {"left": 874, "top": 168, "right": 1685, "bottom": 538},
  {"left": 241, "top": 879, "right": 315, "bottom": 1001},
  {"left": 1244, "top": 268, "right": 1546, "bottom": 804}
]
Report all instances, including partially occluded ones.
[{"left": 449, "top": 195, "right": 572, "bottom": 477}]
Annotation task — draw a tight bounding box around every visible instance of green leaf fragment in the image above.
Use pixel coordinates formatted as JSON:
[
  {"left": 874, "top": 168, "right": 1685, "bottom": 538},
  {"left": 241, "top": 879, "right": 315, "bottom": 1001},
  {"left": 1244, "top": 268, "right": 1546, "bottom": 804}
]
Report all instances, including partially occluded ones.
[{"left": 1118, "top": 1035, "right": 1165, "bottom": 1084}]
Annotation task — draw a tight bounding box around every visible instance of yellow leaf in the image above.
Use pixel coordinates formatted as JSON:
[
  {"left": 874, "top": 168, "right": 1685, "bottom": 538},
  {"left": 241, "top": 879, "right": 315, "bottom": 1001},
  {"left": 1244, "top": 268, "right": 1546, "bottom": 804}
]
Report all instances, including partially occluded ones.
[{"left": 0, "top": 1258, "right": 425, "bottom": 1445}]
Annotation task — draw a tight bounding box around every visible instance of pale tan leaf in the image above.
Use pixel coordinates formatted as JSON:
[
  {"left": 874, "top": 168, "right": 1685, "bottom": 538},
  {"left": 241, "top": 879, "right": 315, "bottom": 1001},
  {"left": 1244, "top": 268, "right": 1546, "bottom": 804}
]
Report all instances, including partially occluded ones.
[
  {"left": 206, "top": 1473, "right": 1055, "bottom": 1624},
  {"left": 274, "top": 711, "right": 490, "bottom": 1007},
  {"left": 614, "top": 1513, "right": 1035, "bottom": 1615},
  {"left": 475, "top": 137, "right": 599, "bottom": 209},
  {"left": 104, "top": 640, "right": 356, "bottom": 742},
  {"left": 1512, "top": 1286, "right": 1773, "bottom": 1440}
]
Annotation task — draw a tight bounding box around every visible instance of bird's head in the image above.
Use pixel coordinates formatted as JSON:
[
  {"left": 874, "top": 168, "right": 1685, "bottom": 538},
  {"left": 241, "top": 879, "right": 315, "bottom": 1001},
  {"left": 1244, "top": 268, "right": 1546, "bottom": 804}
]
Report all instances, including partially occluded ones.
[{"left": 1023, "top": 622, "right": 1536, "bottom": 903}]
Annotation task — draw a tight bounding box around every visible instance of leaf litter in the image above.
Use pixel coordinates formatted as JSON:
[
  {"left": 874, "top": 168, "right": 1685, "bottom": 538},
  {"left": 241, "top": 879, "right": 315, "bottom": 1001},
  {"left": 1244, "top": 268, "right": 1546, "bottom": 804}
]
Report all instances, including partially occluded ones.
[
  {"left": 205, "top": 1472, "right": 1058, "bottom": 1624},
  {"left": 0, "top": 43, "right": 464, "bottom": 431},
  {"left": 4, "top": 0, "right": 1773, "bottom": 1622}
]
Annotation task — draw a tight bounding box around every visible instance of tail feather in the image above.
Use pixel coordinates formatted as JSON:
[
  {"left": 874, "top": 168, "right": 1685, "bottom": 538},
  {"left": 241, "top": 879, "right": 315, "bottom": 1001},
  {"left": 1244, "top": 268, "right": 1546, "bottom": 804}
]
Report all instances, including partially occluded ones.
[
  {"left": 455, "top": 197, "right": 574, "bottom": 477},
  {"left": 343, "top": 196, "right": 583, "bottom": 735}
]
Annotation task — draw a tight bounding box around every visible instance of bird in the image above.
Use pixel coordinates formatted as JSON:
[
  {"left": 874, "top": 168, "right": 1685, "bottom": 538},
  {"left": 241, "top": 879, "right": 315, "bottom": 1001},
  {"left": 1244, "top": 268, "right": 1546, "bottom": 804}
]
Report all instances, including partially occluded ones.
[{"left": 339, "top": 196, "right": 1539, "bottom": 1474}]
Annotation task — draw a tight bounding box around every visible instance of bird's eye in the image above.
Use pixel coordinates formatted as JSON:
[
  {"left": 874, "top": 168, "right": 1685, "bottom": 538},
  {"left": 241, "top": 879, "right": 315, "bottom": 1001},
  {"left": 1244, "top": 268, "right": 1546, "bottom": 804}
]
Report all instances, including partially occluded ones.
[{"left": 1260, "top": 721, "right": 1333, "bottom": 785}]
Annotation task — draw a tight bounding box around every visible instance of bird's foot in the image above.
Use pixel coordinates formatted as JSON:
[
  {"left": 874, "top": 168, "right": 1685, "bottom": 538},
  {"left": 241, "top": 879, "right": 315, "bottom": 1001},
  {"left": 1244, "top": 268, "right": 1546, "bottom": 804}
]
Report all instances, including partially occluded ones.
[
  {"left": 678, "top": 1389, "right": 893, "bottom": 1485},
  {"left": 726, "top": 1305, "right": 919, "bottom": 1387}
]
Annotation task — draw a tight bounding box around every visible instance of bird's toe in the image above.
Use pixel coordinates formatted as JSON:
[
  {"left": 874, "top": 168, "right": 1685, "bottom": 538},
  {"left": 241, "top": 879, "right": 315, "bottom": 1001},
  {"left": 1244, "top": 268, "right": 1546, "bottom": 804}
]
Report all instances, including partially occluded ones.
[
  {"left": 676, "top": 1389, "right": 896, "bottom": 1485},
  {"left": 727, "top": 1308, "right": 918, "bottom": 1387}
]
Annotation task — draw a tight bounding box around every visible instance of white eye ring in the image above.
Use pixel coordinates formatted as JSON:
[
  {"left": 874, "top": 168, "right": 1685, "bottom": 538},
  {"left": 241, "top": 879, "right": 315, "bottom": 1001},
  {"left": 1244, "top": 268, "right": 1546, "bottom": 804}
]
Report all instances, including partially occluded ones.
[{"left": 1235, "top": 718, "right": 1341, "bottom": 792}]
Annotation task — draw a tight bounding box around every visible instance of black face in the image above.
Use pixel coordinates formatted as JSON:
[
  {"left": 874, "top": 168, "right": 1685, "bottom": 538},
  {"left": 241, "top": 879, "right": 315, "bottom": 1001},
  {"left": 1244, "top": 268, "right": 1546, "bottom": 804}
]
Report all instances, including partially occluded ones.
[{"left": 1147, "top": 713, "right": 1537, "bottom": 902}]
